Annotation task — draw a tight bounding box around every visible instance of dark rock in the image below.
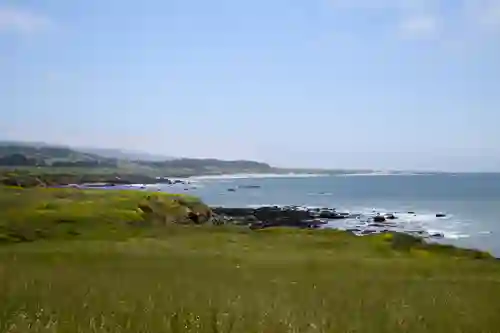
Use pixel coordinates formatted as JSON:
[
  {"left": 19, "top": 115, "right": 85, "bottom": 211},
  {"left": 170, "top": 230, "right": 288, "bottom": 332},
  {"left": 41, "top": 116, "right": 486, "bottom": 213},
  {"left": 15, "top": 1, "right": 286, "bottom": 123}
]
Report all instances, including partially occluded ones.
[
  {"left": 138, "top": 203, "right": 153, "bottom": 214},
  {"left": 385, "top": 213, "right": 397, "bottom": 220},
  {"left": 436, "top": 213, "right": 447, "bottom": 218},
  {"left": 213, "top": 205, "right": 325, "bottom": 229},
  {"left": 430, "top": 232, "right": 445, "bottom": 238},
  {"left": 238, "top": 185, "right": 261, "bottom": 189},
  {"left": 373, "top": 215, "right": 386, "bottom": 223},
  {"left": 254, "top": 206, "right": 313, "bottom": 226},
  {"left": 211, "top": 207, "right": 256, "bottom": 217},
  {"left": 188, "top": 212, "right": 200, "bottom": 224},
  {"left": 227, "top": 188, "right": 236, "bottom": 192},
  {"left": 211, "top": 215, "right": 225, "bottom": 225},
  {"left": 249, "top": 221, "right": 265, "bottom": 230},
  {"left": 319, "top": 210, "right": 337, "bottom": 219},
  {"left": 408, "top": 211, "right": 415, "bottom": 214}
]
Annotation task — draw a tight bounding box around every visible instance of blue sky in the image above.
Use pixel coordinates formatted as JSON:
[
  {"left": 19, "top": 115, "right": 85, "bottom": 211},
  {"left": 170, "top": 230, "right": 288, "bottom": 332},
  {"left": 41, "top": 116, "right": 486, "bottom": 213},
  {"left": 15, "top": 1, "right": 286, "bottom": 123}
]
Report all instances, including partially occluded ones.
[{"left": 1, "top": 0, "right": 499, "bottom": 171}]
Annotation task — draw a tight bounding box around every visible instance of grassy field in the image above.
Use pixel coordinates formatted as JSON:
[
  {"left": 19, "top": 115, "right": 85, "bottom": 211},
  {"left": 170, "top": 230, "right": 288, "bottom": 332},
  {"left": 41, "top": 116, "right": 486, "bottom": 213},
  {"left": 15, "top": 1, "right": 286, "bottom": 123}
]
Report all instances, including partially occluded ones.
[
  {"left": 0, "top": 187, "right": 210, "bottom": 243},
  {"left": 1, "top": 187, "right": 500, "bottom": 332}
]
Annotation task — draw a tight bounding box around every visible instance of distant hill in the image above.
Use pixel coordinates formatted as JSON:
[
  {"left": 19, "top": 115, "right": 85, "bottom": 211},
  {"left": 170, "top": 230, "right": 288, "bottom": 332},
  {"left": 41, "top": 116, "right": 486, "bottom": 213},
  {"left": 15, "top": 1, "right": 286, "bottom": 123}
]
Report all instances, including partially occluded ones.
[
  {"left": 0, "top": 141, "right": 273, "bottom": 176},
  {"left": 78, "top": 147, "right": 174, "bottom": 162},
  {"left": 0, "top": 142, "right": 117, "bottom": 168}
]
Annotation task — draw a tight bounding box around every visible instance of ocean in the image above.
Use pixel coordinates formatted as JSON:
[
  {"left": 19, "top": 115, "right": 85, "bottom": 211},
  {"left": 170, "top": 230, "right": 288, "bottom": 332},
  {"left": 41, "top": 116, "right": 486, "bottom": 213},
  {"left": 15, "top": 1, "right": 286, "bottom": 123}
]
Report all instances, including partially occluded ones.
[{"left": 158, "top": 173, "right": 500, "bottom": 256}]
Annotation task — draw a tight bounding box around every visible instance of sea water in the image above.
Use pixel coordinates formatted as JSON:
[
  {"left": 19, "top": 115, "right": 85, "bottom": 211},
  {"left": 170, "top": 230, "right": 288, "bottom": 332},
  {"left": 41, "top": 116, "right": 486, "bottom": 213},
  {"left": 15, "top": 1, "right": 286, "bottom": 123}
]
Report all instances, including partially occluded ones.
[{"left": 158, "top": 173, "right": 500, "bottom": 256}]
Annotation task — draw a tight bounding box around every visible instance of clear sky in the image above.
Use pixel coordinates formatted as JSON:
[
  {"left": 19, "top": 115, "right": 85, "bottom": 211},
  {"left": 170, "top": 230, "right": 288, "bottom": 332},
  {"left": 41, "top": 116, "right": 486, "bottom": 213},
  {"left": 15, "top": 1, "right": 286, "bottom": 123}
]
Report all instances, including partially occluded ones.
[{"left": 1, "top": 0, "right": 499, "bottom": 171}]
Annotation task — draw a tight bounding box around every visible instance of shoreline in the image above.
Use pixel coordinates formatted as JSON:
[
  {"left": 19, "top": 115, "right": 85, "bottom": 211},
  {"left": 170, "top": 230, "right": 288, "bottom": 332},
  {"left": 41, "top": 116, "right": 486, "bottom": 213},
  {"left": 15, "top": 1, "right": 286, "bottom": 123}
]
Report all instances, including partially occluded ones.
[{"left": 211, "top": 205, "right": 496, "bottom": 258}]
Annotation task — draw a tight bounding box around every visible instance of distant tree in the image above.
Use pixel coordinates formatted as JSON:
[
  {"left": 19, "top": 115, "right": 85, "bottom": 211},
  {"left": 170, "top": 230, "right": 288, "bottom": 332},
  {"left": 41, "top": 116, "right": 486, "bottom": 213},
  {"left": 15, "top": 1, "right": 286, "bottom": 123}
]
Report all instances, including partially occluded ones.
[{"left": 0, "top": 154, "right": 37, "bottom": 166}]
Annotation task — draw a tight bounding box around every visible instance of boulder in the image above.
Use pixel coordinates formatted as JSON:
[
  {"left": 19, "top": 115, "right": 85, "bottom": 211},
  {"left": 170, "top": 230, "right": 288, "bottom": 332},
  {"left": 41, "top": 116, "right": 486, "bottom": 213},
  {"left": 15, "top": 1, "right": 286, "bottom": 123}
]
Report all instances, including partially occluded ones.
[
  {"left": 188, "top": 211, "right": 200, "bottom": 224},
  {"left": 330, "top": 214, "right": 348, "bottom": 220},
  {"left": 211, "top": 207, "right": 255, "bottom": 217},
  {"left": 254, "top": 206, "right": 313, "bottom": 225},
  {"left": 319, "top": 210, "right": 337, "bottom": 219},
  {"left": 436, "top": 213, "right": 447, "bottom": 218},
  {"left": 373, "top": 215, "right": 386, "bottom": 223}
]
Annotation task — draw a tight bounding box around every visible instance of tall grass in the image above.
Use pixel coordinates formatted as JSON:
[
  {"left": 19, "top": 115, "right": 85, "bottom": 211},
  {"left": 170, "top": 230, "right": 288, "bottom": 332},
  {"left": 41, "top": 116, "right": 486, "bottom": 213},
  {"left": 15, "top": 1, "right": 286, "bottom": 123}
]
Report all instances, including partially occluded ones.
[{"left": 1, "top": 226, "right": 500, "bottom": 332}]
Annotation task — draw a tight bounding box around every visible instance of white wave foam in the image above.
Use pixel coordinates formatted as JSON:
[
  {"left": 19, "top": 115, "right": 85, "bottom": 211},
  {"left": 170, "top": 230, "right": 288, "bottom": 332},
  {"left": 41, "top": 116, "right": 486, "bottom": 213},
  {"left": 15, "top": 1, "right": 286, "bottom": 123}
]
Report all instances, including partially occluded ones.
[
  {"left": 246, "top": 203, "right": 289, "bottom": 208},
  {"left": 337, "top": 172, "right": 426, "bottom": 177},
  {"left": 427, "top": 230, "right": 470, "bottom": 240},
  {"left": 189, "top": 173, "right": 328, "bottom": 180}
]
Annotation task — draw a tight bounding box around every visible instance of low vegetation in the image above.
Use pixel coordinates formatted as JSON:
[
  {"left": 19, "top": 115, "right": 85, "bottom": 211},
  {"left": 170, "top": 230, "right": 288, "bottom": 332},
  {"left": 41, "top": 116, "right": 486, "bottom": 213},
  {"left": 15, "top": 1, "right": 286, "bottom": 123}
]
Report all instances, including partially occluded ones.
[
  {"left": 0, "top": 186, "right": 499, "bottom": 332},
  {"left": 0, "top": 187, "right": 210, "bottom": 243},
  {"left": 0, "top": 169, "right": 166, "bottom": 187}
]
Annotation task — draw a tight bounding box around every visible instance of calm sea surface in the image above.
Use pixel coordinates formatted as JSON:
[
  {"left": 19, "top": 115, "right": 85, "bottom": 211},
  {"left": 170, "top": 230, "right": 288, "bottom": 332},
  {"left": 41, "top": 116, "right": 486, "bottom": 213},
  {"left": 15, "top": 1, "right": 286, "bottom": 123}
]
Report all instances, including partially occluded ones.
[{"left": 159, "top": 173, "right": 500, "bottom": 256}]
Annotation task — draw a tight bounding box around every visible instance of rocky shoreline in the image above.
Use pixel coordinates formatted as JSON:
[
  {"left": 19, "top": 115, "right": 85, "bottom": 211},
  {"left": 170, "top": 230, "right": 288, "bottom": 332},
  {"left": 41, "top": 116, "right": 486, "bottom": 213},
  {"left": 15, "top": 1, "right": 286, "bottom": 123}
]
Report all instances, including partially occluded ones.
[{"left": 211, "top": 205, "right": 447, "bottom": 239}]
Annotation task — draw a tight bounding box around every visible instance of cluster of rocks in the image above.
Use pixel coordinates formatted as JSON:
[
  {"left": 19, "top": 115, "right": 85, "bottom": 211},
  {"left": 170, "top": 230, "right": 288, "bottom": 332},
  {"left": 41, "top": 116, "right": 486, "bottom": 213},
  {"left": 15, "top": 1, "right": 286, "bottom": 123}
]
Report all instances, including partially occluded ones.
[
  {"left": 211, "top": 206, "right": 324, "bottom": 229},
  {"left": 156, "top": 177, "right": 189, "bottom": 185},
  {"left": 211, "top": 205, "right": 447, "bottom": 239}
]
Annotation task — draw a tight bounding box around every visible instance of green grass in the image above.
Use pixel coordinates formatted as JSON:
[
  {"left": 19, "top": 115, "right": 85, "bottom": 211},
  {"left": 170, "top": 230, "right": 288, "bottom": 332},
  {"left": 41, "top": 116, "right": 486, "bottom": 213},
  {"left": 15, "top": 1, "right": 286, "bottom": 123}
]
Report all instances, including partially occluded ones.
[
  {"left": 0, "top": 187, "right": 210, "bottom": 243},
  {"left": 1, "top": 187, "right": 500, "bottom": 332}
]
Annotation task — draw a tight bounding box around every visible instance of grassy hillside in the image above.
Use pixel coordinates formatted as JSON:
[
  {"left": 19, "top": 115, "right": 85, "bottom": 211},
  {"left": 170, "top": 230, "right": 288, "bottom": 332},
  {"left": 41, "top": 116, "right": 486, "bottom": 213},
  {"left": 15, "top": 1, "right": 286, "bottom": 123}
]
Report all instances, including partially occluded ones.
[
  {"left": 0, "top": 186, "right": 500, "bottom": 332},
  {"left": 0, "top": 187, "right": 211, "bottom": 243}
]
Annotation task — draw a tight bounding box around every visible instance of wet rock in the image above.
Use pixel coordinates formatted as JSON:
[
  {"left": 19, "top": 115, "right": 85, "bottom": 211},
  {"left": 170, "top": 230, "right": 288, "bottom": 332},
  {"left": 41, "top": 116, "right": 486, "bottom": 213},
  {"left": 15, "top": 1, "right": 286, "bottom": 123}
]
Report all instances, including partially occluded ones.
[
  {"left": 212, "top": 207, "right": 256, "bottom": 217},
  {"left": 254, "top": 206, "right": 312, "bottom": 225},
  {"left": 408, "top": 211, "right": 415, "bottom": 214},
  {"left": 212, "top": 206, "right": 327, "bottom": 229},
  {"left": 430, "top": 232, "right": 445, "bottom": 238},
  {"left": 436, "top": 213, "right": 447, "bottom": 218},
  {"left": 384, "top": 213, "right": 397, "bottom": 220},
  {"left": 319, "top": 210, "right": 337, "bottom": 218},
  {"left": 238, "top": 185, "right": 261, "bottom": 189},
  {"left": 227, "top": 188, "right": 236, "bottom": 192},
  {"left": 373, "top": 215, "right": 386, "bottom": 223}
]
